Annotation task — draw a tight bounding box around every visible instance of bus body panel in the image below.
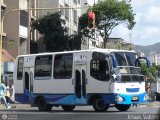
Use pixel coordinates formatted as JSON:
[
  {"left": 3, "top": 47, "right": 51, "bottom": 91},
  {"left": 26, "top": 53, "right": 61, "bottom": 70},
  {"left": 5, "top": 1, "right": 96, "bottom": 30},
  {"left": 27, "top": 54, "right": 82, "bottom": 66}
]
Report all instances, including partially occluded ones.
[{"left": 13, "top": 49, "right": 147, "bottom": 109}]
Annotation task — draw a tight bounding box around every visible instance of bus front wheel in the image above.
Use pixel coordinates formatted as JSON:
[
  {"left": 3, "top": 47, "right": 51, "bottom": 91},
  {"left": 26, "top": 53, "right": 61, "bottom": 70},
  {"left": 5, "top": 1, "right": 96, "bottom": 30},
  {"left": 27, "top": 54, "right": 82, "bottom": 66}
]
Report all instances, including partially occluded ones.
[
  {"left": 115, "top": 104, "right": 131, "bottom": 111},
  {"left": 61, "top": 105, "right": 75, "bottom": 111},
  {"left": 93, "top": 97, "right": 109, "bottom": 112},
  {"left": 37, "top": 97, "right": 52, "bottom": 111}
]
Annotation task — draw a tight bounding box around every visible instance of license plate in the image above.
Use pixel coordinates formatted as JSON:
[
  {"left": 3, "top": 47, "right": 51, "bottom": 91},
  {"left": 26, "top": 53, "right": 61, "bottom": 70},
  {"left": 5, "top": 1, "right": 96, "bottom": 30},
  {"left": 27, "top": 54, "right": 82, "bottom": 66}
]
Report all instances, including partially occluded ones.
[{"left": 133, "top": 96, "right": 138, "bottom": 100}]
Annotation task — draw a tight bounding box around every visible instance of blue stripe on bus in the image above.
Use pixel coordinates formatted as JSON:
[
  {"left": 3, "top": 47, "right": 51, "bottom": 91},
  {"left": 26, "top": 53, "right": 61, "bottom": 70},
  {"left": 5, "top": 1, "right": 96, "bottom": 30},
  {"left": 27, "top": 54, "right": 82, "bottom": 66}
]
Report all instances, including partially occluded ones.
[
  {"left": 53, "top": 95, "right": 75, "bottom": 104},
  {"left": 15, "top": 92, "right": 147, "bottom": 105},
  {"left": 15, "top": 94, "right": 30, "bottom": 104},
  {"left": 15, "top": 93, "right": 75, "bottom": 104}
]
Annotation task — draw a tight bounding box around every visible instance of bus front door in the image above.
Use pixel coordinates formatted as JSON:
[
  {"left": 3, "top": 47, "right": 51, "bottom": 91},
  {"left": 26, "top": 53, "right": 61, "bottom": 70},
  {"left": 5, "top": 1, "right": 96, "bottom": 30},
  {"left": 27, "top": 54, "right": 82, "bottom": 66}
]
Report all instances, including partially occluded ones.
[
  {"left": 23, "top": 67, "right": 32, "bottom": 103},
  {"left": 74, "top": 64, "right": 87, "bottom": 104}
]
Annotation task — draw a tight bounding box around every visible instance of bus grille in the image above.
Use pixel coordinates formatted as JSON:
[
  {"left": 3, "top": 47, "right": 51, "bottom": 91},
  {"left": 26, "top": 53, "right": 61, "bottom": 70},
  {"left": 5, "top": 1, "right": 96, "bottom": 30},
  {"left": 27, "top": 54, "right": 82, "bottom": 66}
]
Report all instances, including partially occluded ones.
[{"left": 126, "top": 88, "right": 139, "bottom": 92}]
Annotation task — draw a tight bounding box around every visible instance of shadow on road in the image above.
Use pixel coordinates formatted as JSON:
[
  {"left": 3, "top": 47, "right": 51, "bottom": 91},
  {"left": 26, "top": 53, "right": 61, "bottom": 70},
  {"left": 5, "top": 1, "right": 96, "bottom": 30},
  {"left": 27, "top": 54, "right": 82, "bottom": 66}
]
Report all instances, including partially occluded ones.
[{"left": 0, "top": 108, "right": 135, "bottom": 114}]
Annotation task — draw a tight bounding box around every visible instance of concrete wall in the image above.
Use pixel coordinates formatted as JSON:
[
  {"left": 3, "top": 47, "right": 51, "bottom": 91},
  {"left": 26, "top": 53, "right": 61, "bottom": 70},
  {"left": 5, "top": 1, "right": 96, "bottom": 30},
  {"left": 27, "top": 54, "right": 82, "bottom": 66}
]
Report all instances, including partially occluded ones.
[{"left": 4, "top": 0, "right": 20, "bottom": 58}]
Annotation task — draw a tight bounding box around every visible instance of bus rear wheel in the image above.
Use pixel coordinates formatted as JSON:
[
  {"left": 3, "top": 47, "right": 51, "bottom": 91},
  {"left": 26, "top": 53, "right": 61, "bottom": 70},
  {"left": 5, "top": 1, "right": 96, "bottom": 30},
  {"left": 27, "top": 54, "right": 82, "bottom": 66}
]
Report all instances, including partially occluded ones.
[
  {"left": 93, "top": 97, "right": 109, "bottom": 112},
  {"left": 115, "top": 104, "right": 131, "bottom": 111},
  {"left": 61, "top": 105, "right": 75, "bottom": 111},
  {"left": 37, "top": 97, "right": 52, "bottom": 111}
]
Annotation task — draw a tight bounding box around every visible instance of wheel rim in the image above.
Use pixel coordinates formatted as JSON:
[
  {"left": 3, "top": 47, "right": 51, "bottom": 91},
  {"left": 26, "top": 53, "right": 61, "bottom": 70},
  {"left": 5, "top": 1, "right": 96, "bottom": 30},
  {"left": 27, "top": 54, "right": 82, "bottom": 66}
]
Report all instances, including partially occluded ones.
[{"left": 95, "top": 99, "right": 105, "bottom": 109}]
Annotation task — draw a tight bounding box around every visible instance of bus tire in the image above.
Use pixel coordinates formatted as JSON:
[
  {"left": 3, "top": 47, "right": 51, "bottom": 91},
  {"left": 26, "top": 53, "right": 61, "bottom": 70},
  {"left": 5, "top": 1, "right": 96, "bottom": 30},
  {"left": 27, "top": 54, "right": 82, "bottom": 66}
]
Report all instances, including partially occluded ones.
[
  {"left": 93, "top": 97, "right": 109, "bottom": 112},
  {"left": 115, "top": 104, "right": 130, "bottom": 111},
  {"left": 156, "top": 93, "right": 160, "bottom": 101},
  {"left": 37, "top": 97, "right": 52, "bottom": 111},
  {"left": 61, "top": 105, "right": 75, "bottom": 111}
]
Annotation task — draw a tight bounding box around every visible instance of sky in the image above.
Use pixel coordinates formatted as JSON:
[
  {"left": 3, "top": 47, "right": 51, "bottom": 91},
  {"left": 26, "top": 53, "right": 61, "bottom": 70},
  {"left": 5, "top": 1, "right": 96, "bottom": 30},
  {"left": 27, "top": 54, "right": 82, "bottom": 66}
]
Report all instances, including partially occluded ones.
[{"left": 88, "top": 0, "right": 160, "bottom": 46}]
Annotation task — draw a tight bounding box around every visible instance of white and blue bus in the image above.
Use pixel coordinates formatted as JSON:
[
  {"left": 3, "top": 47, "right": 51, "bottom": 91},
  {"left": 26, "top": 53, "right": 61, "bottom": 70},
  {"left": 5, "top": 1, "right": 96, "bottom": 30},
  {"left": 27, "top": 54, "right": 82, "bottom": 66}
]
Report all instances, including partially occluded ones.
[{"left": 14, "top": 49, "right": 149, "bottom": 112}]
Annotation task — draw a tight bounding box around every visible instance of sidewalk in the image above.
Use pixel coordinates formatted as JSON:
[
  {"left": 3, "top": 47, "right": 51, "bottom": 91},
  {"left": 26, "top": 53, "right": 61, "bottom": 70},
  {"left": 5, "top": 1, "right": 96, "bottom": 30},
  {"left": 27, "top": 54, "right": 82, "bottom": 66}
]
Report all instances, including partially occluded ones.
[
  {"left": 0, "top": 103, "right": 32, "bottom": 110},
  {"left": 140, "top": 101, "right": 160, "bottom": 106}
]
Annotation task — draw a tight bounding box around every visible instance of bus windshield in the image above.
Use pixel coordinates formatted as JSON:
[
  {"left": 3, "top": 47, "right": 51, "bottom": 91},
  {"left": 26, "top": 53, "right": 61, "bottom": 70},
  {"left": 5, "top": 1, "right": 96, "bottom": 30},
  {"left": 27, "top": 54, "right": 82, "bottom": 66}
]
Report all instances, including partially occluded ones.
[
  {"left": 111, "top": 52, "right": 144, "bottom": 82},
  {"left": 111, "top": 52, "right": 137, "bottom": 66}
]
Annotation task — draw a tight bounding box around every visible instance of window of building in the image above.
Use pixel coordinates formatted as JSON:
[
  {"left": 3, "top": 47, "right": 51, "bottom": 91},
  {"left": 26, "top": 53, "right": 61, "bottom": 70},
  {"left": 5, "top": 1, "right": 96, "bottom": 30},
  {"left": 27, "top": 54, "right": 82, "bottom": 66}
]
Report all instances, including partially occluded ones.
[
  {"left": 60, "top": 5, "right": 64, "bottom": 16},
  {"left": 19, "top": 37, "right": 27, "bottom": 55},
  {"left": 74, "top": 31, "right": 77, "bottom": 34},
  {"left": 35, "top": 55, "right": 52, "bottom": 79},
  {"left": 64, "top": 27, "right": 69, "bottom": 36},
  {"left": 54, "top": 54, "right": 73, "bottom": 79},
  {"left": 65, "top": 4, "right": 69, "bottom": 21},
  {"left": 17, "top": 57, "right": 24, "bottom": 80},
  {"left": 73, "top": 0, "right": 77, "bottom": 5},
  {"left": 73, "top": 10, "right": 77, "bottom": 25},
  {"left": 20, "top": 10, "right": 28, "bottom": 27}
]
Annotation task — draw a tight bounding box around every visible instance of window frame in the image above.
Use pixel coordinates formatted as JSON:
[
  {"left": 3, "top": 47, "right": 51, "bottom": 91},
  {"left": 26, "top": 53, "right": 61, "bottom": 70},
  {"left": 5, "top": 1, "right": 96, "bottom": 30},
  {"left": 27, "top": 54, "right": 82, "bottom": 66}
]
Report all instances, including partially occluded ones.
[
  {"left": 73, "top": 9, "right": 77, "bottom": 25},
  {"left": 17, "top": 57, "right": 24, "bottom": 80},
  {"left": 34, "top": 55, "right": 53, "bottom": 80},
  {"left": 60, "top": 5, "right": 64, "bottom": 16},
  {"left": 90, "top": 53, "right": 111, "bottom": 81},
  {"left": 53, "top": 53, "right": 73, "bottom": 79},
  {"left": 65, "top": 4, "right": 69, "bottom": 21}
]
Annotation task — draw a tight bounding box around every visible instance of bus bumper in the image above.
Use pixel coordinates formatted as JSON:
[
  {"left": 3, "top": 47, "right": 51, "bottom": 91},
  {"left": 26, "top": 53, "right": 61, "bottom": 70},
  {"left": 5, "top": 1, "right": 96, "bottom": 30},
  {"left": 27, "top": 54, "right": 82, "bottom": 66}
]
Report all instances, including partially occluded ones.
[{"left": 115, "top": 92, "right": 147, "bottom": 104}]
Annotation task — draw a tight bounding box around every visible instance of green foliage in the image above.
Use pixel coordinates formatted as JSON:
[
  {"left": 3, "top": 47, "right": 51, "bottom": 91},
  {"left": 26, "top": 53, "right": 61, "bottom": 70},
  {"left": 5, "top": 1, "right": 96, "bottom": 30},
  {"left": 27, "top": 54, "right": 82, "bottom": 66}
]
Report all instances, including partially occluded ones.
[
  {"left": 79, "top": 0, "right": 136, "bottom": 44},
  {"left": 31, "top": 12, "right": 82, "bottom": 52},
  {"left": 141, "top": 63, "right": 158, "bottom": 82},
  {"left": 31, "top": 12, "right": 67, "bottom": 52},
  {"left": 79, "top": 13, "right": 88, "bottom": 30},
  {"left": 66, "top": 34, "right": 81, "bottom": 50},
  {"left": 141, "top": 63, "right": 150, "bottom": 76}
]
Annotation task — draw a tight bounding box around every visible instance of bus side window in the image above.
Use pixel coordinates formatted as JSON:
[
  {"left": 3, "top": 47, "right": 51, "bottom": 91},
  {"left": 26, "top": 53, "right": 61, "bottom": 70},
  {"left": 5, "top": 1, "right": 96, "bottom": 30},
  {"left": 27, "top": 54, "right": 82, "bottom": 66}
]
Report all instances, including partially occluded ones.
[
  {"left": 90, "top": 59, "right": 110, "bottom": 81},
  {"left": 54, "top": 53, "right": 73, "bottom": 79},
  {"left": 35, "top": 55, "right": 52, "bottom": 79},
  {"left": 17, "top": 57, "right": 24, "bottom": 80}
]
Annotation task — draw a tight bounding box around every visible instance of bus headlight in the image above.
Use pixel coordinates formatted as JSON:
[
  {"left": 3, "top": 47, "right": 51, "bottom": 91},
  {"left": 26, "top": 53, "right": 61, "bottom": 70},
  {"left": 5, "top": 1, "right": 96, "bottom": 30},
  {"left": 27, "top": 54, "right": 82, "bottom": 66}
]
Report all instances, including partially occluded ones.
[{"left": 116, "top": 95, "right": 124, "bottom": 102}]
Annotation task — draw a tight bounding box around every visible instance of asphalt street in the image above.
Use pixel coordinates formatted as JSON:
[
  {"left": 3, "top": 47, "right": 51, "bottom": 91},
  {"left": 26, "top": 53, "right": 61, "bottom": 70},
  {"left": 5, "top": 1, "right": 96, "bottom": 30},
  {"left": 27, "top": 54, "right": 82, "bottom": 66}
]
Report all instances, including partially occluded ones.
[{"left": 0, "top": 101, "right": 160, "bottom": 120}]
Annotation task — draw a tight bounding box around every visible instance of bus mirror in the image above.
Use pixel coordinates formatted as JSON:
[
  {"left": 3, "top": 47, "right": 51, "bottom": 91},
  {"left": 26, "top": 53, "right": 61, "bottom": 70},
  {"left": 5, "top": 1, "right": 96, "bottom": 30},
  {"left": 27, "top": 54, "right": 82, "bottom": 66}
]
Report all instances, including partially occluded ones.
[
  {"left": 92, "top": 52, "right": 106, "bottom": 60},
  {"left": 136, "top": 57, "right": 150, "bottom": 68},
  {"left": 147, "top": 60, "right": 150, "bottom": 68}
]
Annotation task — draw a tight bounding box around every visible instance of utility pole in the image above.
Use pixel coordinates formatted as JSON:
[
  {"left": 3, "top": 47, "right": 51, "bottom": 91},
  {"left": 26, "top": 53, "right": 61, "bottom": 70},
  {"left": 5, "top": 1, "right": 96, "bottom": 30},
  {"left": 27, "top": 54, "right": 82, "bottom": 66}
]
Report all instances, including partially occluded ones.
[{"left": 27, "top": 0, "right": 31, "bottom": 54}]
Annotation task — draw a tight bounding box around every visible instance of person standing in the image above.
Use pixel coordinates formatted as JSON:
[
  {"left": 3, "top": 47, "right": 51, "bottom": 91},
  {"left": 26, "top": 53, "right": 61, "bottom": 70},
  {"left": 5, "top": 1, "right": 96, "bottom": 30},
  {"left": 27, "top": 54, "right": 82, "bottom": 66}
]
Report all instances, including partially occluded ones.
[
  {"left": 0, "top": 82, "right": 11, "bottom": 109},
  {"left": 6, "top": 80, "right": 15, "bottom": 103}
]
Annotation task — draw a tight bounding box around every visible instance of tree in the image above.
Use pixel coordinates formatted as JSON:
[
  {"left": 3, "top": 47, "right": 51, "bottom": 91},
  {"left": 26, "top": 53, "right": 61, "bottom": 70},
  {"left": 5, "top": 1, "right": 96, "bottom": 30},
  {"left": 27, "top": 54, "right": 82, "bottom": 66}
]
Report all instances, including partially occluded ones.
[
  {"left": 79, "top": 0, "right": 136, "bottom": 48},
  {"left": 31, "top": 12, "right": 67, "bottom": 52},
  {"left": 66, "top": 34, "right": 81, "bottom": 50},
  {"left": 141, "top": 63, "right": 158, "bottom": 83}
]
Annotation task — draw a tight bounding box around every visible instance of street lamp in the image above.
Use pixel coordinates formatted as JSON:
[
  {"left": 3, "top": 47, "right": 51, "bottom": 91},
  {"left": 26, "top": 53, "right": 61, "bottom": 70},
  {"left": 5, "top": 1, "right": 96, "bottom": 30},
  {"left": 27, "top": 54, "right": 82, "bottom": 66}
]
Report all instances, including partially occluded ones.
[{"left": 0, "top": 6, "right": 90, "bottom": 83}]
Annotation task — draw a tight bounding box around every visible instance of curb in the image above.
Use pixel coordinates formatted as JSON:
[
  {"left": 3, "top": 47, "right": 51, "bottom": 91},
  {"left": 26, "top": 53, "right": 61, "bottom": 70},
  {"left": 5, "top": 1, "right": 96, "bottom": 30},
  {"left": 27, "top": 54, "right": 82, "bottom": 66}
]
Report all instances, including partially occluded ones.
[{"left": 140, "top": 101, "right": 160, "bottom": 106}]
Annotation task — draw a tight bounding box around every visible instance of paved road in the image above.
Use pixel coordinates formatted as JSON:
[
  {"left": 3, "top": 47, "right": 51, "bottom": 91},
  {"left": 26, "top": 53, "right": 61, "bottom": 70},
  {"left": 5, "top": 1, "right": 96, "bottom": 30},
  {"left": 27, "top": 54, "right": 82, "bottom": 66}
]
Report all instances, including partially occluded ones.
[{"left": 0, "top": 102, "right": 160, "bottom": 120}]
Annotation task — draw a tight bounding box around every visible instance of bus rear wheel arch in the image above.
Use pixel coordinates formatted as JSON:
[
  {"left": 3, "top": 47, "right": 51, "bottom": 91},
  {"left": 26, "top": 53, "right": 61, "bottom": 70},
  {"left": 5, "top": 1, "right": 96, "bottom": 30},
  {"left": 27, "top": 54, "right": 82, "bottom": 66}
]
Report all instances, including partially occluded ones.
[
  {"left": 36, "top": 97, "right": 52, "bottom": 111},
  {"left": 61, "top": 105, "right": 75, "bottom": 111},
  {"left": 115, "top": 104, "right": 131, "bottom": 111}
]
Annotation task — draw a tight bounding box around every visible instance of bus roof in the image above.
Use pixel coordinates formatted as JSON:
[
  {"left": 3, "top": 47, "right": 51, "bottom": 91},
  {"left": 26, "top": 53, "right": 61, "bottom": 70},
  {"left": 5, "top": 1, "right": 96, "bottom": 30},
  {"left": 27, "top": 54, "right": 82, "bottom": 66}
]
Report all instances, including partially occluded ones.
[{"left": 16, "top": 48, "right": 136, "bottom": 58}]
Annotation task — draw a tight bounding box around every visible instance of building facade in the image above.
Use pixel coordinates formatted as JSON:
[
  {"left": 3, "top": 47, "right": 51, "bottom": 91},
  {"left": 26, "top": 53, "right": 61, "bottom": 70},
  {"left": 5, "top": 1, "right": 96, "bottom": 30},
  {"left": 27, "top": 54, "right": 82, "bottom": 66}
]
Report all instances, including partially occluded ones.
[
  {"left": 1, "top": 0, "right": 29, "bottom": 58},
  {"left": 34, "top": 0, "right": 81, "bottom": 36},
  {"left": 32, "top": 0, "right": 82, "bottom": 52},
  {"left": 1, "top": 0, "right": 83, "bottom": 57},
  {"left": 147, "top": 52, "right": 160, "bottom": 65}
]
